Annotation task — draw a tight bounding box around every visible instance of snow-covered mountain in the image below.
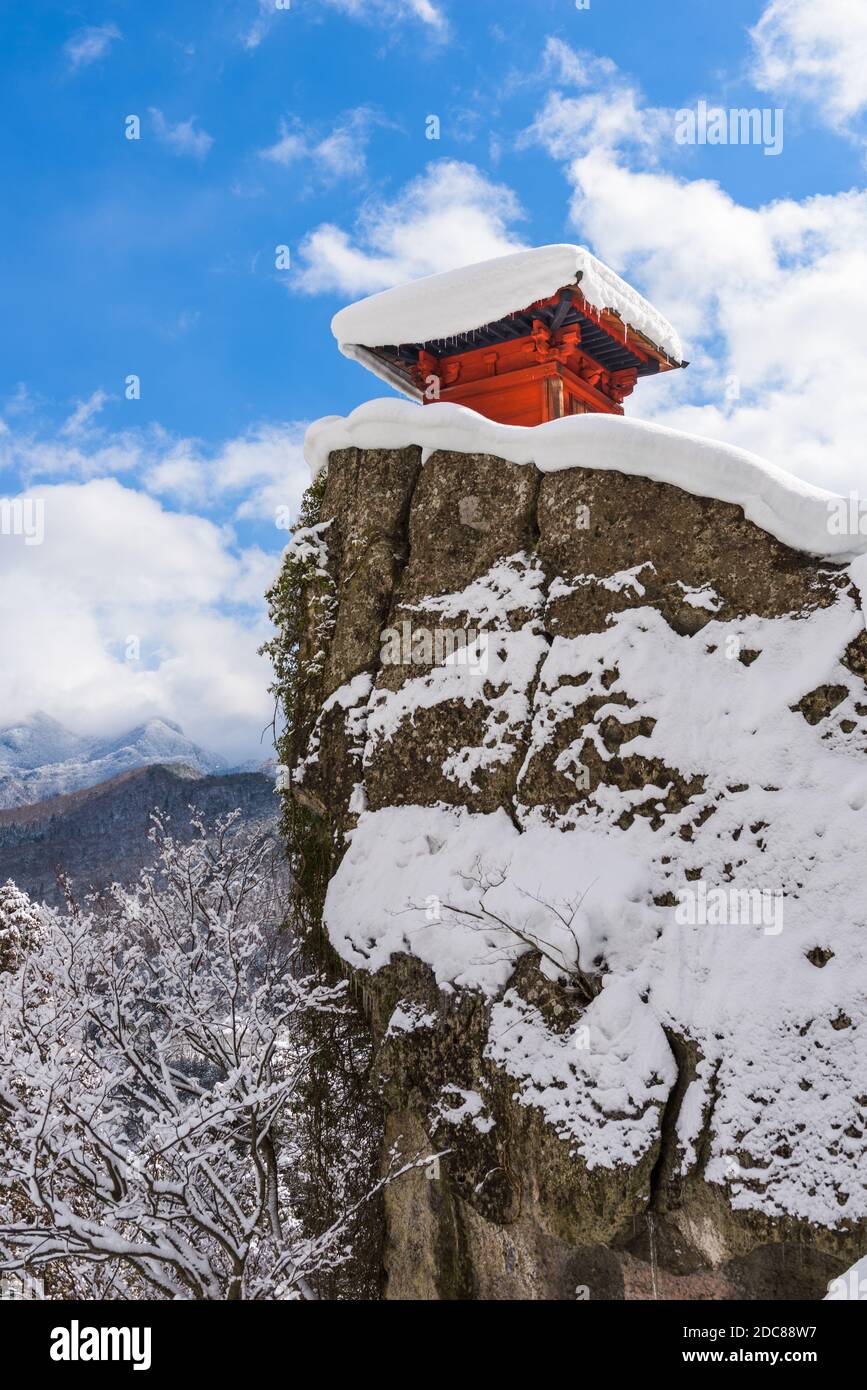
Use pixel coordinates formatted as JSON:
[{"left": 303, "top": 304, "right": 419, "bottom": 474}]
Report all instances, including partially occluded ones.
[
  {"left": 0, "top": 762, "right": 278, "bottom": 905},
  {"left": 0, "top": 712, "right": 228, "bottom": 810}
]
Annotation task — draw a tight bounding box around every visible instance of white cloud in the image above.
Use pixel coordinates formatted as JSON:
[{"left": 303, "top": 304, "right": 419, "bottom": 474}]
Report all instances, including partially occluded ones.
[
  {"left": 521, "top": 39, "right": 673, "bottom": 162},
  {"left": 242, "top": 0, "right": 447, "bottom": 48},
  {"left": 139, "top": 440, "right": 206, "bottom": 505},
  {"left": 404, "top": 0, "right": 445, "bottom": 27},
  {"left": 63, "top": 23, "right": 121, "bottom": 70},
  {"left": 0, "top": 406, "right": 310, "bottom": 530},
  {"left": 212, "top": 426, "right": 309, "bottom": 523},
  {"left": 0, "top": 479, "right": 276, "bottom": 761},
  {"left": 145, "top": 423, "right": 310, "bottom": 525},
  {"left": 259, "top": 109, "right": 375, "bottom": 183},
  {"left": 60, "top": 390, "right": 111, "bottom": 438},
  {"left": 241, "top": 0, "right": 281, "bottom": 51},
  {"left": 541, "top": 37, "right": 615, "bottom": 88},
  {"left": 522, "top": 42, "right": 867, "bottom": 496},
  {"left": 150, "top": 109, "right": 214, "bottom": 160},
  {"left": 3, "top": 384, "right": 36, "bottom": 419},
  {"left": 1, "top": 426, "right": 148, "bottom": 485},
  {"left": 0, "top": 403, "right": 315, "bottom": 761},
  {"left": 322, "top": 0, "right": 447, "bottom": 34},
  {"left": 750, "top": 0, "right": 867, "bottom": 130},
  {"left": 315, "top": 123, "right": 369, "bottom": 180},
  {"left": 259, "top": 126, "right": 307, "bottom": 167},
  {"left": 293, "top": 159, "right": 526, "bottom": 297}
]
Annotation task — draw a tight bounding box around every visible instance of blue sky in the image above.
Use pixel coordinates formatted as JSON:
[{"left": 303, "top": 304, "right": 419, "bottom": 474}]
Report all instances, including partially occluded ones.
[{"left": 2, "top": 0, "right": 867, "bottom": 760}]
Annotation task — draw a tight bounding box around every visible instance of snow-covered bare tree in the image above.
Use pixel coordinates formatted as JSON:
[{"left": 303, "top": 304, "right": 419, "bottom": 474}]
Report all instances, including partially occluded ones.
[
  {"left": 0, "top": 879, "right": 42, "bottom": 974},
  {"left": 0, "top": 814, "right": 413, "bottom": 1300}
]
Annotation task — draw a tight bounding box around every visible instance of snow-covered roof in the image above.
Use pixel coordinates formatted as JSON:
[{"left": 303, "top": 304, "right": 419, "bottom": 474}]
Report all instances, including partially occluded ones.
[
  {"left": 331, "top": 245, "right": 685, "bottom": 400},
  {"left": 304, "top": 399, "right": 867, "bottom": 561}
]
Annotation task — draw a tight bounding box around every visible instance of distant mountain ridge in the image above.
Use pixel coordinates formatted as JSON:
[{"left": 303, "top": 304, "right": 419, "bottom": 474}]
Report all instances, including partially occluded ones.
[
  {"left": 0, "top": 712, "right": 247, "bottom": 810},
  {"left": 0, "top": 762, "right": 279, "bottom": 905}
]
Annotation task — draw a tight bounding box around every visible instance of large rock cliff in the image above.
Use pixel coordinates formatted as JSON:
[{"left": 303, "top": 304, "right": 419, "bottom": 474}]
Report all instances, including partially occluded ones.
[{"left": 277, "top": 408, "right": 867, "bottom": 1300}]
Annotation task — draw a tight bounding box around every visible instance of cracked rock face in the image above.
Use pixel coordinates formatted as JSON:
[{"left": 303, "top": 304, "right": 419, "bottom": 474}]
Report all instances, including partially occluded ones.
[{"left": 288, "top": 443, "right": 867, "bottom": 1301}]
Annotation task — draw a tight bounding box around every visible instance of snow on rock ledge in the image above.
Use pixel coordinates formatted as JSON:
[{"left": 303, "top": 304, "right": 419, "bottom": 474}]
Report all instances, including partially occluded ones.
[{"left": 304, "top": 399, "right": 867, "bottom": 561}]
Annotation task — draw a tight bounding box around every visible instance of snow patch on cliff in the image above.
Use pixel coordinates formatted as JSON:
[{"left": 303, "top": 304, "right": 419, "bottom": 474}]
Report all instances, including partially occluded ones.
[
  {"left": 324, "top": 803, "right": 652, "bottom": 996},
  {"left": 323, "top": 572, "right": 867, "bottom": 1226},
  {"left": 487, "top": 981, "right": 676, "bottom": 1169}
]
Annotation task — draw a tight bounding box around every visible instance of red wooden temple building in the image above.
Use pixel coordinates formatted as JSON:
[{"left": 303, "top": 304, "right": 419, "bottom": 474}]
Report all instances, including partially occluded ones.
[{"left": 332, "top": 244, "right": 686, "bottom": 428}]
